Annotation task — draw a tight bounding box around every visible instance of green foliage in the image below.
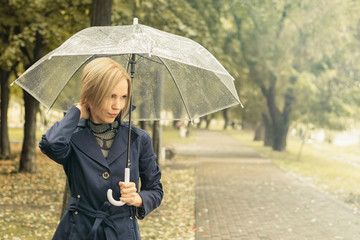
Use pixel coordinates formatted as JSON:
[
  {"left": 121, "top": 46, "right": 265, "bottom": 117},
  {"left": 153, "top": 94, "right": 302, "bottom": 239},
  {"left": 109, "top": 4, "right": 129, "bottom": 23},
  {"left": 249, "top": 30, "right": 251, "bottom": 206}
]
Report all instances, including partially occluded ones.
[
  {"left": 113, "top": 0, "right": 212, "bottom": 45},
  {"left": 0, "top": 0, "right": 91, "bottom": 72},
  {"left": 227, "top": 0, "right": 360, "bottom": 132}
]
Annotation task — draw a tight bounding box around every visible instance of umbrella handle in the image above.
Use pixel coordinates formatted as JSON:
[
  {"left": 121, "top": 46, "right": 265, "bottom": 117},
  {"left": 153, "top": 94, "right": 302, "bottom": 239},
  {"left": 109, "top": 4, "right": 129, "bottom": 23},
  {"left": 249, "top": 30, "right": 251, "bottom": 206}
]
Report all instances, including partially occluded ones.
[{"left": 107, "top": 168, "right": 130, "bottom": 206}]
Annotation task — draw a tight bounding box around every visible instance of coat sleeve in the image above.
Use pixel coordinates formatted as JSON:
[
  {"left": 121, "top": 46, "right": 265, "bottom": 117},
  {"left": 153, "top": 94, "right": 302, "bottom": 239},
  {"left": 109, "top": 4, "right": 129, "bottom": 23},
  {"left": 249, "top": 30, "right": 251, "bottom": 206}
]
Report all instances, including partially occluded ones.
[
  {"left": 137, "top": 131, "right": 163, "bottom": 219},
  {"left": 39, "top": 106, "right": 81, "bottom": 165}
]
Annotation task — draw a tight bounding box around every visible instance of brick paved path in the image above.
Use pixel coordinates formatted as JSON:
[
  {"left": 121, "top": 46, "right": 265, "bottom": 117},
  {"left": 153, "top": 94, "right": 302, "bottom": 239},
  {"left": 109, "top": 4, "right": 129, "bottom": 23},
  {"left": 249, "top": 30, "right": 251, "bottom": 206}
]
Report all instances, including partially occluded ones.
[{"left": 173, "top": 130, "right": 360, "bottom": 240}]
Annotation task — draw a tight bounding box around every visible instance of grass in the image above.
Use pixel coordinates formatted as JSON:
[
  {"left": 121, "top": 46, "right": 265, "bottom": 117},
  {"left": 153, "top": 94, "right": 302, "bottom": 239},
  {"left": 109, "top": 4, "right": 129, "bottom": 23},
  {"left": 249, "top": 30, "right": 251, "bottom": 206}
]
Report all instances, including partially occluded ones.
[
  {"left": 226, "top": 129, "right": 360, "bottom": 210},
  {"left": 9, "top": 128, "right": 45, "bottom": 142},
  {"left": 162, "top": 128, "right": 195, "bottom": 144}
]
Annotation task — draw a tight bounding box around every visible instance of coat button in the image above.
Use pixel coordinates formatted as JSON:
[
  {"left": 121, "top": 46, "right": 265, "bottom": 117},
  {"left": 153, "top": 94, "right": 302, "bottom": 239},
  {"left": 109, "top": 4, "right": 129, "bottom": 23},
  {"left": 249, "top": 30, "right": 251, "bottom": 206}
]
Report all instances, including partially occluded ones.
[{"left": 102, "top": 171, "right": 110, "bottom": 179}]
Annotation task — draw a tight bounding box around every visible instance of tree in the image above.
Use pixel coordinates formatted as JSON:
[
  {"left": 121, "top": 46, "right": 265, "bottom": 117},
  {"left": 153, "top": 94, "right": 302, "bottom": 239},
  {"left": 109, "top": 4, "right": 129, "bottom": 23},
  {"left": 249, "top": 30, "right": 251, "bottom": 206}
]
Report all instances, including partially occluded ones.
[
  {"left": 0, "top": 3, "right": 20, "bottom": 159},
  {"left": 294, "top": 0, "right": 360, "bottom": 131},
  {"left": 228, "top": 0, "right": 292, "bottom": 150},
  {"left": 1, "top": 0, "right": 91, "bottom": 171},
  {"left": 0, "top": 69, "right": 11, "bottom": 158},
  {"left": 19, "top": 31, "right": 46, "bottom": 172},
  {"left": 226, "top": 0, "right": 360, "bottom": 151},
  {"left": 91, "top": 0, "right": 112, "bottom": 26}
]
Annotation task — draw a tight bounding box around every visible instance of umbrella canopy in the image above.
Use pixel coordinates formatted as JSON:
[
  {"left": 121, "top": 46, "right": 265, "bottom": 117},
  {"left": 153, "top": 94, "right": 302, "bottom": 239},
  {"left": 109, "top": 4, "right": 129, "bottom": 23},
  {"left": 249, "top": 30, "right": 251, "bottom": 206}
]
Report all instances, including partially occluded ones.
[{"left": 13, "top": 22, "right": 242, "bottom": 122}]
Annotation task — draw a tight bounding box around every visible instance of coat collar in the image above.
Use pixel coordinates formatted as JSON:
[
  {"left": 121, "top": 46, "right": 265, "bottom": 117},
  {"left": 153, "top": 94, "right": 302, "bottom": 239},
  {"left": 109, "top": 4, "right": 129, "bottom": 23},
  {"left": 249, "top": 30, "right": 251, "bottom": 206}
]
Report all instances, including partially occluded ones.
[
  {"left": 71, "top": 120, "right": 139, "bottom": 169},
  {"left": 106, "top": 123, "right": 139, "bottom": 165}
]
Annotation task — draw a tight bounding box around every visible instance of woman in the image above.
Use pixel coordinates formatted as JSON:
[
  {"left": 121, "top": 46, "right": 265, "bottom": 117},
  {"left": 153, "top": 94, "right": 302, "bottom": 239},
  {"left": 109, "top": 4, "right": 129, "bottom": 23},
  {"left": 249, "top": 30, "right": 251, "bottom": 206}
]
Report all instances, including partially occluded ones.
[{"left": 39, "top": 57, "right": 163, "bottom": 240}]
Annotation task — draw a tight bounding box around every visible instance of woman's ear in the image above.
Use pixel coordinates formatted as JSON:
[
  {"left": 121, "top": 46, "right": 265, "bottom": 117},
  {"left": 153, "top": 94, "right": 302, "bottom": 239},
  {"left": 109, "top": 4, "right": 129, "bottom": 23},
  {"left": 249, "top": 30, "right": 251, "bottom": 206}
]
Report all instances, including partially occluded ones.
[
  {"left": 84, "top": 99, "right": 90, "bottom": 109},
  {"left": 84, "top": 100, "right": 92, "bottom": 116}
]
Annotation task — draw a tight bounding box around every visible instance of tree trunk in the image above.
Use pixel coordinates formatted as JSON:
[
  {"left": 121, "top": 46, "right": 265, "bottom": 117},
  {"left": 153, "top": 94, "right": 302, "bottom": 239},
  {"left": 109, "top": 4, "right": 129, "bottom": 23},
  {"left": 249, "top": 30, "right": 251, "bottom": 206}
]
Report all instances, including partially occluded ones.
[
  {"left": 90, "top": 0, "right": 112, "bottom": 26},
  {"left": 151, "top": 68, "right": 164, "bottom": 164},
  {"left": 223, "top": 109, "right": 229, "bottom": 130},
  {"left": 19, "top": 91, "right": 39, "bottom": 173},
  {"left": 0, "top": 69, "right": 11, "bottom": 159},
  {"left": 262, "top": 113, "right": 273, "bottom": 147},
  {"left": 196, "top": 117, "right": 203, "bottom": 128},
  {"left": 152, "top": 121, "right": 161, "bottom": 165},
  {"left": 205, "top": 115, "right": 212, "bottom": 129},
  {"left": 253, "top": 122, "right": 264, "bottom": 141},
  {"left": 261, "top": 80, "right": 294, "bottom": 151},
  {"left": 139, "top": 121, "right": 147, "bottom": 130},
  {"left": 263, "top": 108, "right": 290, "bottom": 151},
  {"left": 272, "top": 120, "right": 289, "bottom": 151},
  {"left": 19, "top": 31, "right": 46, "bottom": 172},
  {"left": 296, "top": 127, "right": 307, "bottom": 161},
  {"left": 272, "top": 89, "right": 293, "bottom": 151}
]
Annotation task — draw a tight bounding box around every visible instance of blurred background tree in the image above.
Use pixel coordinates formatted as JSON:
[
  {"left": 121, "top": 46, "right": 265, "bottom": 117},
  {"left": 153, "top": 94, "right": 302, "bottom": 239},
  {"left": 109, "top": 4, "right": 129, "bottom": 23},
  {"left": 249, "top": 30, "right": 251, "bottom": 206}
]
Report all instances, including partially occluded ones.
[{"left": 225, "top": 0, "right": 360, "bottom": 151}]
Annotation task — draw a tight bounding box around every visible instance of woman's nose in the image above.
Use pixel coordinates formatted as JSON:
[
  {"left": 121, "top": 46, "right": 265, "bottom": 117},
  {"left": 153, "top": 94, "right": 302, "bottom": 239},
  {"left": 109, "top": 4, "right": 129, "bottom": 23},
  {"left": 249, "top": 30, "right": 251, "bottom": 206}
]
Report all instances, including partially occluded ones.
[
  {"left": 112, "top": 99, "right": 121, "bottom": 110},
  {"left": 113, "top": 99, "right": 125, "bottom": 110}
]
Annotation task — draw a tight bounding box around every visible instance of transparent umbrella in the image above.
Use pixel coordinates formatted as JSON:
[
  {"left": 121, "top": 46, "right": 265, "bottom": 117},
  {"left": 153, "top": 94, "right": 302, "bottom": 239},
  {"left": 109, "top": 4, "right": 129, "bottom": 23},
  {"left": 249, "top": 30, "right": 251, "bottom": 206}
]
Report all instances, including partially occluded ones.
[
  {"left": 13, "top": 20, "right": 242, "bottom": 121},
  {"left": 12, "top": 19, "right": 242, "bottom": 206}
]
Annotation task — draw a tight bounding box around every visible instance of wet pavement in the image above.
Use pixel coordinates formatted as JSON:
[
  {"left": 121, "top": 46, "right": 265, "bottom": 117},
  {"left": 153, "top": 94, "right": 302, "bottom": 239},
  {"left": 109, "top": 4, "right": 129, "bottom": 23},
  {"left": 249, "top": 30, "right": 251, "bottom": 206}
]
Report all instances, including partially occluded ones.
[{"left": 171, "top": 129, "right": 360, "bottom": 240}]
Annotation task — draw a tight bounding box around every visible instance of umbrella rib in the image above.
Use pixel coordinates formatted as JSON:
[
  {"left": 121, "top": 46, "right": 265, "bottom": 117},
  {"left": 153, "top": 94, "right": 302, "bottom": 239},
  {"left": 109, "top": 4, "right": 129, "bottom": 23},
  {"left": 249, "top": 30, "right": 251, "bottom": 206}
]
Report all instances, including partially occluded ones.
[
  {"left": 47, "top": 55, "right": 94, "bottom": 111},
  {"left": 137, "top": 55, "right": 162, "bottom": 65},
  {"left": 157, "top": 57, "right": 193, "bottom": 122},
  {"left": 141, "top": 55, "right": 242, "bottom": 108}
]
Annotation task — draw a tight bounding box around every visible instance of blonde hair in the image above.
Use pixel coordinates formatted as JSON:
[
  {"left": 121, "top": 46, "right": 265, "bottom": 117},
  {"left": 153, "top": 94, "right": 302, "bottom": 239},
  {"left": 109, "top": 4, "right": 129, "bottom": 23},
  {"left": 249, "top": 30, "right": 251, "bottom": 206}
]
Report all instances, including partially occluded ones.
[{"left": 80, "top": 57, "right": 132, "bottom": 121}]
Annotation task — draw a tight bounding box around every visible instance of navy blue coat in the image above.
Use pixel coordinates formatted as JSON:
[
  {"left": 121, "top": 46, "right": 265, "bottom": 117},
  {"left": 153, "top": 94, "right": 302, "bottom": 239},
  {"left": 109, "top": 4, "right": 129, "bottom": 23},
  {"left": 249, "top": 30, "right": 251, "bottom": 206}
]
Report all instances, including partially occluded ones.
[{"left": 39, "top": 106, "right": 163, "bottom": 240}]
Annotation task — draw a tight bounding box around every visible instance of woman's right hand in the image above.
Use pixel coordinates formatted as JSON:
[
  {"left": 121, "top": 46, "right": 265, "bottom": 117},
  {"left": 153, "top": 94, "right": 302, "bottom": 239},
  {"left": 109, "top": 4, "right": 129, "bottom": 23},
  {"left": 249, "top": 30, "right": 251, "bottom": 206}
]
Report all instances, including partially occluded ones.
[{"left": 76, "top": 104, "right": 90, "bottom": 119}]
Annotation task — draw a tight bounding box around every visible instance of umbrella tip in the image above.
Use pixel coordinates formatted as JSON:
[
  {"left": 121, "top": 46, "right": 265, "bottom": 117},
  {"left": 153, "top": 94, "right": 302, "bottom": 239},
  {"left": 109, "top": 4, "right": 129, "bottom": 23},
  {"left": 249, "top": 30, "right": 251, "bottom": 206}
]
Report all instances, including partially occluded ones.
[{"left": 133, "top": 18, "right": 138, "bottom": 25}]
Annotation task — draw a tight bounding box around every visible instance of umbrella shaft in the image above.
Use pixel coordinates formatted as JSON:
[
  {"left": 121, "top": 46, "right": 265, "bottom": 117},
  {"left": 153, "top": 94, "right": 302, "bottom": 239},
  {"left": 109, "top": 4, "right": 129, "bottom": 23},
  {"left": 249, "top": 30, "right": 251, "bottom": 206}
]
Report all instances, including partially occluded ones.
[
  {"left": 127, "top": 54, "right": 136, "bottom": 168},
  {"left": 130, "top": 54, "right": 136, "bottom": 77}
]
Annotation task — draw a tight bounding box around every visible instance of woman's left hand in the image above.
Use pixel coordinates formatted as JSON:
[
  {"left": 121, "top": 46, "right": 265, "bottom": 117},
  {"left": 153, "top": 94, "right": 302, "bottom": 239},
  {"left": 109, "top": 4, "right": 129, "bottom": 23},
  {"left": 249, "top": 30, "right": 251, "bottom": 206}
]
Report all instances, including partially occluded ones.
[{"left": 119, "top": 182, "right": 143, "bottom": 207}]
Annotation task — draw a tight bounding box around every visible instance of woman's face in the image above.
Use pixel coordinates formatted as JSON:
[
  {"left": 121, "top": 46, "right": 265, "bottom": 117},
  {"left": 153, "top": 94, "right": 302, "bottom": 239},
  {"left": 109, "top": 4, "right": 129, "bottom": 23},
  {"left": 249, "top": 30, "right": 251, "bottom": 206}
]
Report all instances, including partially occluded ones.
[{"left": 89, "top": 79, "right": 129, "bottom": 124}]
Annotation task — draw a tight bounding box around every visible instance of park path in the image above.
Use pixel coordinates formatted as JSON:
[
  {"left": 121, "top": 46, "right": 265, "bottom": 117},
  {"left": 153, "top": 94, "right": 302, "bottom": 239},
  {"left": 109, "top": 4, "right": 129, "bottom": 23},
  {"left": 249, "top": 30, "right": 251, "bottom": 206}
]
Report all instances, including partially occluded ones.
[{"left": 172, "top": 129, "right": 360, "bottom": 240}]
